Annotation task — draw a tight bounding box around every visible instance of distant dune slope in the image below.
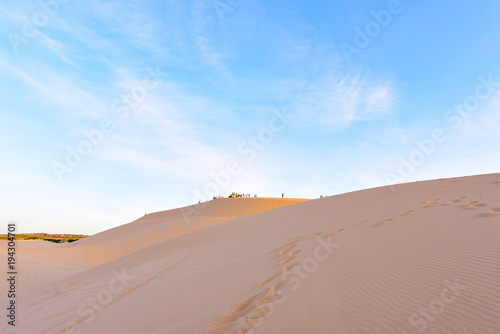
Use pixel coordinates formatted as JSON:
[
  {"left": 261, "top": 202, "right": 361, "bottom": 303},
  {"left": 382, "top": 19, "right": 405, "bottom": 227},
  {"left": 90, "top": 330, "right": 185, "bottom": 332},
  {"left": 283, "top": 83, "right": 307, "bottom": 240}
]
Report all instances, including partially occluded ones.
[
  {"left": 71, "top": 197, "right": 309, "bottom": 263},
  {"left": 77, "top": 197, "right": 309, "bottom": 246},
  {"left": 0, "top": 198, "right": 309, "bottom": 268},
  {"left": 2, "top": 174, "right": 499, "bottom": 334}
]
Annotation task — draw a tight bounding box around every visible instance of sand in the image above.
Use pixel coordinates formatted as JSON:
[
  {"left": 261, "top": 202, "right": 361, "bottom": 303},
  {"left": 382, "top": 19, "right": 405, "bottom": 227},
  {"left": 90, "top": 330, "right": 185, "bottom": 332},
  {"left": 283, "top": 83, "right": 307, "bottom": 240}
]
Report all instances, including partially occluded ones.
[{"left": 1, "top": 174, "right": 499, "bottom": 333}]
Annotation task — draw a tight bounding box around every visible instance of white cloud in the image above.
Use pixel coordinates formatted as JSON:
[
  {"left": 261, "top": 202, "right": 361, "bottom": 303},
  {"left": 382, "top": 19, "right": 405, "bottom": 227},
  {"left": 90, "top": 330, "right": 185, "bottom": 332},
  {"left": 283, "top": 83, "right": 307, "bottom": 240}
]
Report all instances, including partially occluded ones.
[
  {"left": 0, "top": 56, "right": 107, "bottom": 120},
  {"left": 295, "top": 72, "right": 397, "bottom": 127},
  {"left": 367, "top": 122, "right": 410, "bottom": 145},
  {"left": 460, "top": 90, "right": 500, "bottom": 137}
]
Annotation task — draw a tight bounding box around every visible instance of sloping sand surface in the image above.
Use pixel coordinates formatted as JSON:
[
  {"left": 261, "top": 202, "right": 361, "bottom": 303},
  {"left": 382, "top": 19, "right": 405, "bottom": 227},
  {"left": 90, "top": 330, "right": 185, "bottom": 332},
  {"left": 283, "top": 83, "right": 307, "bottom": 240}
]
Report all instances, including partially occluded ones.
[
  {"left": 1, "top": 174, "right": 499, "bottom": 333},
  {"left": 3, "top": 198, "right": 308, "bottom": 268}
]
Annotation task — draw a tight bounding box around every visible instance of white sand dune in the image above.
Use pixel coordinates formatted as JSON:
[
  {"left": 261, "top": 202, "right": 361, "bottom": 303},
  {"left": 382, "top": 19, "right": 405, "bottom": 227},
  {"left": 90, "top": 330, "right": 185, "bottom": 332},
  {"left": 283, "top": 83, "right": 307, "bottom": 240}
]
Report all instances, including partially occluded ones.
[{"left": 1, "top": 174, "right": 499, "bottom": 334}]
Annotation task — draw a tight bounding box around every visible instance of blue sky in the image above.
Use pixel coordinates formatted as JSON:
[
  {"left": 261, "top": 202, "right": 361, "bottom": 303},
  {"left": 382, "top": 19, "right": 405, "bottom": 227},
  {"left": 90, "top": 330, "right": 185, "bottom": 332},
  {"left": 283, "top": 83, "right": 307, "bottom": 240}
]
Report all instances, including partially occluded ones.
[{"left": 1, "top": 0, "right": 500, "bottom": 234}]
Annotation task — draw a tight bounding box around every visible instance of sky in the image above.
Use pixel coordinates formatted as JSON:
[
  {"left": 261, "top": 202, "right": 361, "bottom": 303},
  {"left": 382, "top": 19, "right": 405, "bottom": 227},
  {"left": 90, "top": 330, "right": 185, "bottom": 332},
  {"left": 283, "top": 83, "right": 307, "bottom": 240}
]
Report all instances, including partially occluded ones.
[{"left": 1, "top": 0, "right": 500, "bottom": 235}]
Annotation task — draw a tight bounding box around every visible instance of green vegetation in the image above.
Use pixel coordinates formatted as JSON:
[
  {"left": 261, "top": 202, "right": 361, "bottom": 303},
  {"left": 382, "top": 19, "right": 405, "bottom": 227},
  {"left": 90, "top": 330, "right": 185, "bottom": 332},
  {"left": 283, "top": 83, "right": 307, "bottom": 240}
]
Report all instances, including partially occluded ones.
[
  {"left": 0, "top": 233, "right": 87, "bottom": 243},
  {"left": 43, "top": 238, "right": 63, "bottom": 243}
]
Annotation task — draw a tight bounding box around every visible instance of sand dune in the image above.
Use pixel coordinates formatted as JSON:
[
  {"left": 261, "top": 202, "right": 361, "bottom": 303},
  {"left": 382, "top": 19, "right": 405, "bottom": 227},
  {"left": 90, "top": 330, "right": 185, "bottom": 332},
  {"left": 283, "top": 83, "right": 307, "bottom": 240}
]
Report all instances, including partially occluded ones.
[
  {"left": 4, "top": 198, "right": 308, "bottom": 268},
  {"left": 1, "top": 174, "right": 499, "bottom": 333}
]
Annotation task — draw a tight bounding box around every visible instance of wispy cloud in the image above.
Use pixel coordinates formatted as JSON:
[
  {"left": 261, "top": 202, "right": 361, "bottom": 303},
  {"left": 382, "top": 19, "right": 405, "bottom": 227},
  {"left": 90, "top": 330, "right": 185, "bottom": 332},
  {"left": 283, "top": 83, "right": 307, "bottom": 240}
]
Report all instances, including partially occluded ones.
[
  {"left": 0, "top": 59, "right": 108, "bottom": 119},
  {"left": 191, "top": 0, "right": 233, "bottom": 77},
  {"left": 0, "top": 56, "right": 107, "bottom": 121},
  {"left": 453, "top": 90, "right": 500, "bottom": 138},
  {"left": 295, "top": 71, "right": 397, "bottom": 127},
  {"left": 39, "top": 34, "right": 80, "bottom": 68}
]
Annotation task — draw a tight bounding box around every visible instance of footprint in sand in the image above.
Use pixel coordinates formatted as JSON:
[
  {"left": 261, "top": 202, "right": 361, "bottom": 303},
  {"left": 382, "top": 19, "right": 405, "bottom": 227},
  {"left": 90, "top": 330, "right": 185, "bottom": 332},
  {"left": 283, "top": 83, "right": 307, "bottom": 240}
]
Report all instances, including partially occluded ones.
[
  {"left": 424, "top": 199, "right": 439, "bottom": 203},
  {"left": 282, "top": 262, "right": 298, "bottom": 274},
  {"left": 278, "top": 244, "right": 297, "bottom": 256},
  {"left": 270, "top": 237, "right": 303, "bottom": 272},
  {"left": 423, "top": 199, "right": 440, "bottom": 208},
  {"left": 461, "top": 201, "right": 488, "bottom": 210},
  {"left": 479, "top": 208, "right": 500, "bottom": 218},
  {"left": 442, "top": 195, "right": 468, "bottom": 206},
  {"left": 258, "top": 272, "right": 282, "bottom": 287},
  {"left": 205, "top": 280, "right": 287, "bottom": 334},
  {"left": 233, "top": 281, "right": 287, "bottom": 333},
  {"left": 207, "top": 228, "right": 344, "bottom": 333},
  {"left": 288, "top": 249, "right": 301, "bottom": 256},
  {"left": 205, "top": 291, "right": 265, "bottom": 333},
  {"left": 279, "top": 255, "right": 296, "bottom": 266},
  {"left": 277, "top": 248, "right": 301, "bottom": 266},
  {"left": 399, "top": 210, "right": 415, "bottom": 216},
  {"left": 373, "top": 218, "right": 393, "bottom": 228},
  {"left": 326, "top": 228, "right": 345, "bottom": 237},
  {"left": 274, "top": 241, "right": 299, "bottom": 256}
]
